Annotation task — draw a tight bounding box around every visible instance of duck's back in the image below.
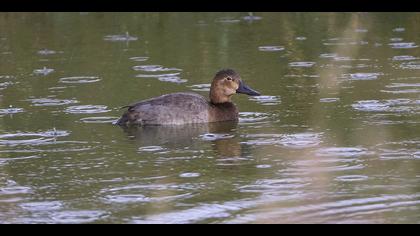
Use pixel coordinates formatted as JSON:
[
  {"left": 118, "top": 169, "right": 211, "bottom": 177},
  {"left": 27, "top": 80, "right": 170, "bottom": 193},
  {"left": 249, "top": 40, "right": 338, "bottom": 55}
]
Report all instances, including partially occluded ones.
[{"left": 117, "top": 92, "right": 211, "bottom": 126}]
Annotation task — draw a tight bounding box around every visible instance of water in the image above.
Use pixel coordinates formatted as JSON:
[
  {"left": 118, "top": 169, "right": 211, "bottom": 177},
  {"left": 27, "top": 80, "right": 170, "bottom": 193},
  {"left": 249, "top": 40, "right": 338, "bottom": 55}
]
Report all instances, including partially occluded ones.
[{"left": 0, "top": 12, "right": 419, "bottom": 224}]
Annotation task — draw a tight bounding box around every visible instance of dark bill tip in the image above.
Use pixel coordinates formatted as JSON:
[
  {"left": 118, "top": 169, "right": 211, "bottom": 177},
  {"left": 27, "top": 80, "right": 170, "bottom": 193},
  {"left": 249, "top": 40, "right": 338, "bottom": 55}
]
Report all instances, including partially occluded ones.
[{"left": 236, "top": 81, "right": 261, "bottom": 96}]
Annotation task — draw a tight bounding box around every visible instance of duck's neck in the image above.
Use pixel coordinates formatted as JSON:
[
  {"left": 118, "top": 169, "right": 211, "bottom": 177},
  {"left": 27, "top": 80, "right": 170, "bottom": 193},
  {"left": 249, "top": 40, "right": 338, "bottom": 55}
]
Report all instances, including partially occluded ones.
[
  {"left": 210, "top": 89, "right": 232, "bottom": 104},
  {"left": 208, "top": 102, "right": 239, "bottom": 122}
]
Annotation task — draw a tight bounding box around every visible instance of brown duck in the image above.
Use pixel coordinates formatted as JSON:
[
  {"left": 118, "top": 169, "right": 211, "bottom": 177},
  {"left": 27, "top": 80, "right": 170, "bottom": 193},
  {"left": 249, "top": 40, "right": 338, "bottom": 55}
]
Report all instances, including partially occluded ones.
[{"left": 116, "top": 69, "right": 260, "bottom": 126}]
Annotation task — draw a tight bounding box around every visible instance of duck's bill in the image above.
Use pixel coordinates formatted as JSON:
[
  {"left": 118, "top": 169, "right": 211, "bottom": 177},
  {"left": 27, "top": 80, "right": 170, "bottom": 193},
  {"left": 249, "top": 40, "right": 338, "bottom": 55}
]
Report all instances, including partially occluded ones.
[{"left": 236, "top": 81, "right": 261, "bottom": 96}]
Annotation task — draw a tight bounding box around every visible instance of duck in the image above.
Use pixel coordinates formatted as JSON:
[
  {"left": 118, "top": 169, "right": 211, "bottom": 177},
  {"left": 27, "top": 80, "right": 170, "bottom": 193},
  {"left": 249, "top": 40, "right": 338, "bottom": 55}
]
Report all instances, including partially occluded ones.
[{"left": 116, "top": 69, "right": 260, "bottom": 126}]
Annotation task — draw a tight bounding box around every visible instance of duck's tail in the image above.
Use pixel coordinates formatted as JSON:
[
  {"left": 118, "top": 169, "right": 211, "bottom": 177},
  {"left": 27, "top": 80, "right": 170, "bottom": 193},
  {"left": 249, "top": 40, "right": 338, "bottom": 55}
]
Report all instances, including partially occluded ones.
[{"left": 115, "top": 113, "right": 129, "bottom": 126}]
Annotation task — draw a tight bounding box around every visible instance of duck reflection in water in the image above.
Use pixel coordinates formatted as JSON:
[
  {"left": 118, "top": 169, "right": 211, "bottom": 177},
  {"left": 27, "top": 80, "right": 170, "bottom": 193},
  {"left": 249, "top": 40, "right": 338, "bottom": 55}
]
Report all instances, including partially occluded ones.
[{"left": 121, "top": 121, "right": 242, "bottom": 158}]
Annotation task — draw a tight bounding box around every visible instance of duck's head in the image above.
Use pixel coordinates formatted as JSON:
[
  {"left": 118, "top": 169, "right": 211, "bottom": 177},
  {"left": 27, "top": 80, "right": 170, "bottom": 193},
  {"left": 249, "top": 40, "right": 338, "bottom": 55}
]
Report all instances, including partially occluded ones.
[{"left": 210, "top": 69, "right": 260, "bottom": 104}]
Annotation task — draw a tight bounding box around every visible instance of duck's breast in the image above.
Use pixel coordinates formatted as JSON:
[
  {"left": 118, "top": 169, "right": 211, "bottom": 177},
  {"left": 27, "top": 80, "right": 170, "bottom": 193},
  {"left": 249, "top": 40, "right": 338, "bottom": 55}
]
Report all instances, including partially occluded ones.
[
  {"left": 126, "top": 92, "right": 210, "bottom": 125},
  {"left": 208, "top": 102, "right": 239, "bottom": 122}
]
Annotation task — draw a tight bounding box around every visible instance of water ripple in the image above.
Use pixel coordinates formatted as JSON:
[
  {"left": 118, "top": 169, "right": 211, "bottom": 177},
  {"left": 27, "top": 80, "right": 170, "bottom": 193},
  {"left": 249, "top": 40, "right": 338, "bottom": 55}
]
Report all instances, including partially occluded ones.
[
  {"left": 284, "top": 74, "right": 320, "bottom": 79},
  {"left": 33, "top": 67, "right": 54, "bottom": 76},
  {"left": 256, "top": 164, "right": 272, "bottom": 169},
  {"left": 135, "top": 72, "right": 181, "bottom": 78},
  {"left": 352, "top": 99, "right": 419, "bottom": 113},
  {"left": 393, "top": 27, "right": 405, "bottom": 32},
  {"left": 0, "top": 81, "right": 14, "bottom": 90},
  {"left": 355, "top": 29, "right": 368, "bottom": 33},
  {"left": 0, "top": 185, "right": 33, "bottom": 196},
  {"left": 258, "top": 46, "right": 285, "bottom": 52},
  {"left": 37, "top": 49, "right": 62, "bottom": 55},
  {"left": 399, "top": 61, "right": 420, "bottom": 69},
  {"left": 381, "top": 83, "right": 420, "bottom": 94},
  {"left": 335, "top": 175, "right": 369, "bottom": 182},
  {"left": 103, "top": 192, "right": 193, "bottom": 205},
  {"left": 103, "top": 194, "right": 150, "bottom": 203},
  {"left": 64, "top": 105, "right": 110, "bottom": 114},
  {"left": 0, "top": 107, "right": 24, "bottom": 115},
  {"left": 199, "top": 133, "right": 235, "bottom": 141},
  {"left": 333, "top": 57, "right": 370, "bottom": 62},
  {"left": 248, "top": 95, "right": 281, "bottom": 105},
  {"left": 104, "top": 32, "right": 138, "bottom": 42},
  {"left": 129, "top": 56, "right": 149, "bottom": 62},
  {"left": 0, "top": 75, "right": 15, "bottom": 79},
  {"left": 315, "top": 147, "right": 373, "bottom": 157},
  {"left": 0, "top": 143, "right": 93, "bottom": 154},
  {"left": 80, "top": 116, "right": 119, "bottom": 124},
  {"left": 138, "top": 146, "right": 166, "bottom": 152},
  {"left": 179, "top": 172, "right": 201, "bottom": 178},
  {"left": 189, "top": 84, "right": 211, "bottom": 92},
  {"left": 319, "top": 53, "right": 338, "bottom": 58},
  {"left": 323, "top": 41, "right": 368, "bottom": 46},
  {"left": 390, "top": 37, "right": 403, "bottom": 42},
  {"left": 341, "top": 72, "right": 383, "bottom": 81},
  {"left": 376, "top": 140, "right": 420, "bottom": 160},
  {"left": 134, "top": 65, "right": 184, "bottom": 83},
  {"left": 289, "top": 62, "right": 316, "bottom": 68},
  {"left": 379, "top": 149, "right": 416, "bottom": 160},
  {"left": 279, "top": 132, "right": 322, "bottom": 149},
  {"left": 320, "top": 98, "right": 340, "bottom": 103},
  {"left": 389, "top": 42, "right": 418, "bottom": 49},
  {"left": 239, "top": 178, "right": 309, "bottom": 194},
  {"left": 239, "top": 112, "right": 271, "bottom": 124},
  {"left": 59, "top": 76, "right": 101, "bottom": 84},
  {"left": 391, "top": 55, "right": 418, "bottom": 61},
  {"left": 216, "top": 17, "right": 241, "bottom": 23},
  {"left": 234, "top": 193, "right": 420, "bottom": 223},
  {"left": 157, "top": 76, "right": 188, "bottom": 84},
  {"left": 51, "top": 210, "right": 107, "bottom": 223},
  {"left": 26, "top": 97, "right": 79, "bottom": 106},
  {"left": 0, "top": 130, "right": 70, "bottom": 146},
  {"left": 132, "top": 65, "right": 182, "bottom": 72},
  {"left": 242, "top": 14, "right": 262, "bottom": 21},
  {"left": 241, "top": 133, "right": 284, "bottom": 146},
  {"left": 131, "top": 201, "right": 244, "bottom": 224},
  {"left": 16, "top": 201, "right": 64, "bottom": 223},
  {"left": 242, "top": 132, "right": 322, "bottom": 149}
]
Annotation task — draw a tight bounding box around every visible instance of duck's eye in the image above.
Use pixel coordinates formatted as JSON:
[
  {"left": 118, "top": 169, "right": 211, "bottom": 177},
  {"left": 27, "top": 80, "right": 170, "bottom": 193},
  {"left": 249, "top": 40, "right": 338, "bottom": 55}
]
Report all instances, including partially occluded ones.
[{"left": 226, "top": 77, "right": 232, "bottom": 81}]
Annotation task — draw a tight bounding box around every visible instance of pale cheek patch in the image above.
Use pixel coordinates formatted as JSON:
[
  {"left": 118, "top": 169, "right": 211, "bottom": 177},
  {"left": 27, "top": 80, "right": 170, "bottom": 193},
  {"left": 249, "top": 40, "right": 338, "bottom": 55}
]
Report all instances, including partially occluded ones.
[{"left": 225, "top": 87, "right": 236, "bottom": 96}]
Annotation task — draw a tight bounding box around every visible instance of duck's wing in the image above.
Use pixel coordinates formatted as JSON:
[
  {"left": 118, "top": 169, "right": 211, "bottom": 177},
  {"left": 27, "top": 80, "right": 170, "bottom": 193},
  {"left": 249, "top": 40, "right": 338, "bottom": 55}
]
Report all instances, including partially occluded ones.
[
  {"left": 119, "top": 96, "right": 163, "bottom": 111},
  {"left": 117, "top": 93, "right": 210, "bottom": 126}
]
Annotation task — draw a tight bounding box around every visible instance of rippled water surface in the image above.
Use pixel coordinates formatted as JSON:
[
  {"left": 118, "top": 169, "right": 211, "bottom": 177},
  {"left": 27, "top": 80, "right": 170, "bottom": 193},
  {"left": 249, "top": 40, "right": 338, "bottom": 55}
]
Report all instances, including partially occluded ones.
[{"left": 0, "top": 12, "right": 419, "bottom": 224}]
